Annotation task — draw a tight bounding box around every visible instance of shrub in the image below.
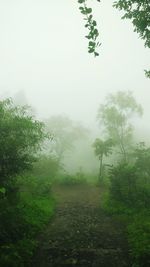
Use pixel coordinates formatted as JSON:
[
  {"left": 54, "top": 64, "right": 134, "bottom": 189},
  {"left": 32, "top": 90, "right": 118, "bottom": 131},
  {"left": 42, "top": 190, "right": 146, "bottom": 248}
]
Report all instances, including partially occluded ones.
[
  {"left": 127, "top": 214, "right": 150, "bottom": 267},
  {"left": 0, "top": 174, "right": 55, "bottom": 267}
]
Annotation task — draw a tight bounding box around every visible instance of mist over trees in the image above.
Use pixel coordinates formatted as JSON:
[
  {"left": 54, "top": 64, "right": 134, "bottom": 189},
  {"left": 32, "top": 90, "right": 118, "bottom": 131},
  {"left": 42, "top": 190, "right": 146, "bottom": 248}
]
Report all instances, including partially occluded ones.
[
  {"left": 97, "top": 91, "right": 143, "bottom": 161},
  {"left": 0, "top": 1, "right": 149, "bottom": 266},
  {"left": 0, "top": 89, "right": 150, "bottom": 266},
  {"left": 45, "top": 115, "right": 88, "bottom": 163}
]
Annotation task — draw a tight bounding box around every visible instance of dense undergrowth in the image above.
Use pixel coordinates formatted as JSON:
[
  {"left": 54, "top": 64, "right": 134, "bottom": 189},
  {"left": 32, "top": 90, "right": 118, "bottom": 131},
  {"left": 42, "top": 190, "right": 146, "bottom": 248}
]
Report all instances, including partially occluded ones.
[
  {"left": 1, "top": 94, "right": 150, "bottom": 267},
  {"left": 102, "top": 161, "right": 150, "bottom": 267},
  {"left": 0, "top": 99, "right": 56, "bottom": 267},
  {"left": 0, "top": 172, "right": 55, "bottom": 267},
  {"left": 55, "top": 171, "right": 97, "bottom": 186}
]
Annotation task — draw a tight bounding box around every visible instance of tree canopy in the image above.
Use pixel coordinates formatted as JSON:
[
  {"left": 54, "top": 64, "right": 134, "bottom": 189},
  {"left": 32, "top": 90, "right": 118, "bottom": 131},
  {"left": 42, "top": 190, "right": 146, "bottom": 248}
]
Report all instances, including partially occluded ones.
[
  {"left": 97, "top": 91, "right": 143, "bottom": 161},
  {"left": 114, "top": 0, "right": 150, "bottom": 49},
  {"left": 93, "top": 138, "right": 113, "bottom": 180},
  {"left": 0, "top": 99, "right": 45, "bottom": 188}
]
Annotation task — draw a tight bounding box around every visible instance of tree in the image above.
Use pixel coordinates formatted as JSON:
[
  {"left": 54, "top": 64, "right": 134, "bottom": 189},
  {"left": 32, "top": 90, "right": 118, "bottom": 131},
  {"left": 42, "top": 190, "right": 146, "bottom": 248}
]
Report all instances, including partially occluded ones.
[
  {"left": 45, "top": 115, "right": 88, "bottom": 165},
  {"left": 109, "top": 144, "right": 150, "bottom": 209},
  {"left": 93, "top": 138, "right": 113, "bottom": 181},
  {"left": 134, "top": 142, "right": 150, "bottom": 177},
  {"left": 97, "top": 91, "right": 143, "bottom": 161},
  {"left": 109, "top": 163, "right": 139, "bottom": 206},
  {"left": 0, "top": 99, "right": 45, "bottom": 192}
]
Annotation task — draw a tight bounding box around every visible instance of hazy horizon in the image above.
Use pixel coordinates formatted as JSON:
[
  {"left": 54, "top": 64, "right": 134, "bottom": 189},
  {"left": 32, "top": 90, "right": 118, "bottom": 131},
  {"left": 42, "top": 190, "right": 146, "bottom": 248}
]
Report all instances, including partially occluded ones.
[{"left": 0, "top": 0, "right": 150, "bottom": 133}]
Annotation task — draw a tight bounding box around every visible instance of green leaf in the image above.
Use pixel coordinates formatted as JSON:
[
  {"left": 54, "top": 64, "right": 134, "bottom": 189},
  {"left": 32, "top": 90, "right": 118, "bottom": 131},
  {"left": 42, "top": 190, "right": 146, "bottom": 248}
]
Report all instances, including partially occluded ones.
[
  {"left": 88, "top": 48, "right": 95, "bottom": 53},
  {"left": 86, "top": 8, "right": 92, "bottom": 14},
  {"left": 0, "top": 187, "right": 6, "bottom": 194},
  {"left": 89, "top": 41, "right": 96, "bottom": 47},
  {"left": 93, "top": 20, "right": 97, "bottom": 26},
  {"left": 144, "top": 70, "right": 150, "bottom": 79},
  {"left": 85, "top": 35, "right": 92, "bottom": 39},
  {"left": 78, "top": 0, "right": 85, "bottom": 3},
  {"left": 94, "top": 28, "right": 99, "bottom": 35},
  {"left": 94, "top": 52, "right": 99, "bottom": 57}
]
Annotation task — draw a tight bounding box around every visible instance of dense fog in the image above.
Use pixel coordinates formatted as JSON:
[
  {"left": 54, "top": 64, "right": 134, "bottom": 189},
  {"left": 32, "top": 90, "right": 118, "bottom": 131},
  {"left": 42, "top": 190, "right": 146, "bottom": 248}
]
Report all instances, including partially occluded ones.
[
  {"left": 0, "top": 1, "right": 150, "bottom": 266},
  {"left": 0, "top": 0, "right": 150, "bottom": 173}
]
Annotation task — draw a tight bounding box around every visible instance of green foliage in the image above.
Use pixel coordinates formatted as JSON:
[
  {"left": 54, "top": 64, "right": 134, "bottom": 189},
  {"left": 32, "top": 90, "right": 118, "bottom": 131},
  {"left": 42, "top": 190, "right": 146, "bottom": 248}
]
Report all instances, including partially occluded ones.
[
  {"left": 93, "top": 138, "right": 114, "bottom": 181},
  {"left": 0, "top": 238, "right": 37, "bottom": 267},
  {"left": 144, "top": 69, "right": 150, "bottom": 78},
  {"left": 56, "top": 170, "right": 87, "bottom": 186},
  {"left": 93, "top": 138, "right": 114, "bottom": 158},
  {"left": 109, "top": 161, "right": 150, "bottom": 209},
  {"left": 0, "top": 99, "right": 55, "bottom": 266},
  {"left": 114, "top": 0, "right": 150, "bottom": 49},
  {"left": 97, "top": 91, "right": 143, "bottom": 161},
  {"left": 0, "top": 173, "right": 55, "bottom": 267},
  {"left": 127, "top": 214, "right": 150, "bottom": 265},
  {"left": 31, "top": 155, "right": 59, "bottom": 181},
  {"left": 102, "top": 142, "right": 150, "bottom": 212},
  {"left": 78, "top": 0, "right": 101, "bottom": 56},
  {"left": 19, "top": 192, "right": 54, "bottom": 231},
  {"left": 78, "top": 1, "right": 149, "bottom": 77},
  {"left": 114, "top": 0, "right": 150, "bottom": 78},
  {"left": 102, "top": 144, "right": 150, "bottom": 266},
  {"left": 0, "top": 98, "right": 46, "bottom": 189},
  {"left": 102, "top": 190, "right": 134, "bottom": 215},
  {"left": 103, "top": 191, "right": 150, "bottom": 265},
  {"left": 134, "top": 142, "right": 150, "bottom": 175},
  {"left": 109, "top": 163, "right": 137, "bottom": 206},
  {"left": 0, "top": 187, "right": 6, "bottom": 194}
]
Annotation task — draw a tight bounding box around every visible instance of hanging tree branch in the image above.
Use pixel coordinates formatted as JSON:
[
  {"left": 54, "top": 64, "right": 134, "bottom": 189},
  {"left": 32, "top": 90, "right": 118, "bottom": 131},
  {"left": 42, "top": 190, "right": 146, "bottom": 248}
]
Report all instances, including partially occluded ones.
[
  {"left": 78, "top": 0, "right": 150, "bottom": 78},
  {"left": 78, "top": 0, "right": 101, "bottom": 57}
]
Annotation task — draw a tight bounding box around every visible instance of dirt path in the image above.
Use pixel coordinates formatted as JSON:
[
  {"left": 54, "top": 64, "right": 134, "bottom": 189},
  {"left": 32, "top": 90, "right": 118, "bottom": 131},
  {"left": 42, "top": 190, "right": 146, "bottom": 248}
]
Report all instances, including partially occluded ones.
[{"left": 30, "top": 184, "right": 131, "bottom": 267}]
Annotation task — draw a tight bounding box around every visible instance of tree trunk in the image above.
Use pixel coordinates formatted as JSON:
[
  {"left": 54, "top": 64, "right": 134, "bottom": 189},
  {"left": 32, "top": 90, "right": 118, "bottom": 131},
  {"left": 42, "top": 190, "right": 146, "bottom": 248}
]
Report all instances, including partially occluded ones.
[{"left": 99, "top": 155, "right": 103, "bottom": 183}]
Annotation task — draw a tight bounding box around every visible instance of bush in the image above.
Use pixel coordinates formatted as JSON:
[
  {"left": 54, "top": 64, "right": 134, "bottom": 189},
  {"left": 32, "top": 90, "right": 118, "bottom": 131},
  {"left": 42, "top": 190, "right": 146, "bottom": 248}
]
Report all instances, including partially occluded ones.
[
  {"left": 109, "top": 163, "right": 150, "bottom": 209},
  {"left": 102, "top": 161, "right": 150, "bottom": 267},
  {"left": 127, "top": 214, "right": 150, "bottom": 267},
  {"left": 0, "top": 99, "right": 56, "bottom": 266},
  {"left": 0, "top": 98, "right": 45, "bottom": 189},
  {"left": 56, "top": 172, "right": 87, "bottom": 186},
  {"left": 109, "top": 163, "right": 138, "bottom": 207},
  {"left": 0, "top": 174, "right": 55, "bottom": 267},
  {"left": 31, "top": 155, "right": 59, "bottom": 181}
]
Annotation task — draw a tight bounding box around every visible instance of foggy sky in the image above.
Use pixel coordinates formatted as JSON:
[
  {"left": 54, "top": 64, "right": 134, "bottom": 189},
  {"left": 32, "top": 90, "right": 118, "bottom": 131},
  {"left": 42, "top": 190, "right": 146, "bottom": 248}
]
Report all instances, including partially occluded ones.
[{"left": 0, "top": 0, "right": 150, "bottom": 133}]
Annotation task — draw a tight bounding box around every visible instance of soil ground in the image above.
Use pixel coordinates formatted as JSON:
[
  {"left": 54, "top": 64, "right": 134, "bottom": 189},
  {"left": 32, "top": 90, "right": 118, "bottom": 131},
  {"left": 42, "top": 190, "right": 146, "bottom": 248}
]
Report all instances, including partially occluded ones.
[{"left": 30, "top": 184, "right": 131, "bottom": 267}]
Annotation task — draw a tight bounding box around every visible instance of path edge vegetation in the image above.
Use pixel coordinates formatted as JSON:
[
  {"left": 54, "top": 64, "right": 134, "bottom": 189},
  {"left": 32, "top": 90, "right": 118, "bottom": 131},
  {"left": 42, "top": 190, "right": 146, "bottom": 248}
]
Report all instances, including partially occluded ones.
[
  {"left": 0, "top": 99, "right": 56, "bottom": 267},
  {"left": 92, "top": 91, "right": 150, "bottom": 267}
]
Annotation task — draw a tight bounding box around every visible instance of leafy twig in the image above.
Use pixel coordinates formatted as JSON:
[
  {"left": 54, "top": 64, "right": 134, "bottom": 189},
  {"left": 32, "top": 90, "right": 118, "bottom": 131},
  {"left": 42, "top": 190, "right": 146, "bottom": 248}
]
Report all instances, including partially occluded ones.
[{"left": 78, "top": 0, "right": 101, "bottom": 57}]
